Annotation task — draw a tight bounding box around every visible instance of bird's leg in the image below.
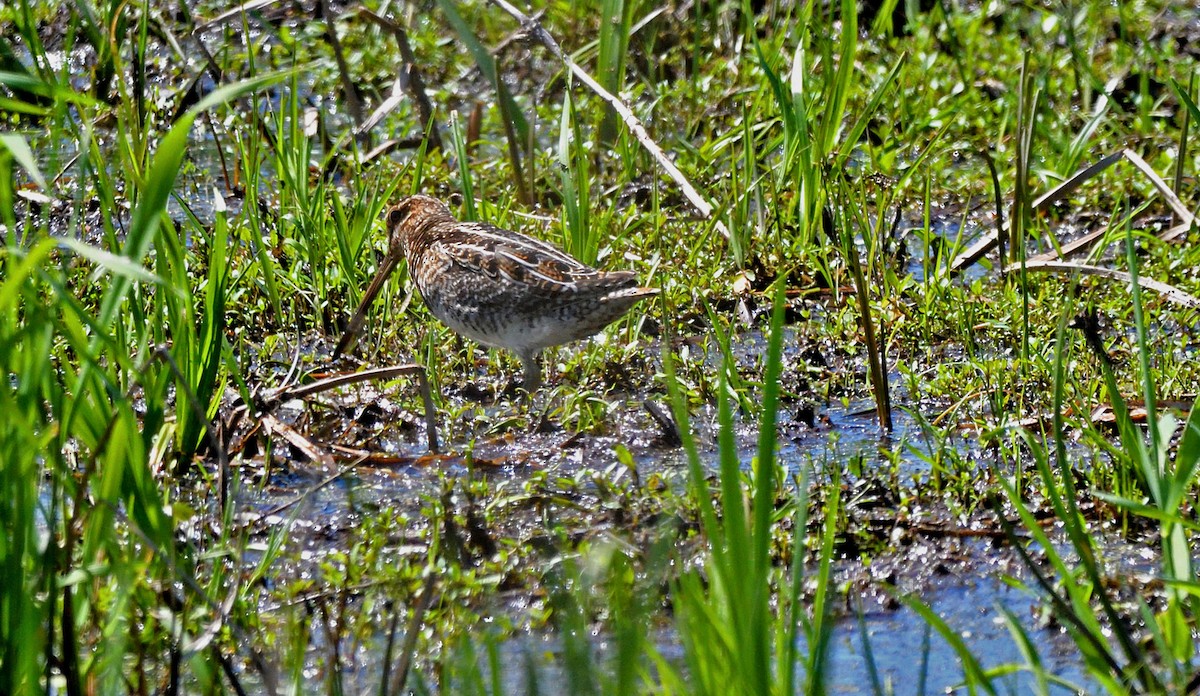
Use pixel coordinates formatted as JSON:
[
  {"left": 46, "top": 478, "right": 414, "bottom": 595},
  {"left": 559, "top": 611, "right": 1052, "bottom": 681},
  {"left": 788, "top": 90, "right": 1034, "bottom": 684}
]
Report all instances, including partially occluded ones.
[
  {"left": 518, "top": 350, "right": 557, "bottom": 432},
  {"left": 519, "top": 350, "right": 542, "bottom": 395}
]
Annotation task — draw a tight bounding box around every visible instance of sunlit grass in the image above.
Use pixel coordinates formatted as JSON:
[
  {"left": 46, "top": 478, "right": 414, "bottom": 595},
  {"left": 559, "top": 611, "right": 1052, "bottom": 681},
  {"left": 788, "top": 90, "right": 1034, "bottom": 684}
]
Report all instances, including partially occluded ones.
[{"left": 2, "top": 0, "right": 1200, "bottom": 692}]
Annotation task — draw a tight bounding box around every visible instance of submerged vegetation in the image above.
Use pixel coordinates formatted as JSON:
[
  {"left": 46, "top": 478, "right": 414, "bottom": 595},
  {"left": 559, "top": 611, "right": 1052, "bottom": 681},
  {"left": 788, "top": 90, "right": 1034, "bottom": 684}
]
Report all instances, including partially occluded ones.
[{"left": 2, "top": 0, "right": 1200, "bottom": 692}]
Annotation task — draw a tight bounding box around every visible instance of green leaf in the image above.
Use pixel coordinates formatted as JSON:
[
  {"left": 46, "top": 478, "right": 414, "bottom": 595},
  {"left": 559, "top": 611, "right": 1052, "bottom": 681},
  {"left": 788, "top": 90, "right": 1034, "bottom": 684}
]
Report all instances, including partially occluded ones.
[
  {"left": 0, "top": 70, "right": 51, "bottom": 96},
  {"left": 901, "top": 595, "right": 998, "bottom": 696},
  {"left": 1091, "top": 491, "right": 1200, "bottom": 533},
  {"left": 0, "top": 237, "right": 59, "bottom": 312},
  {"left": 57, "top": 237, "right": 161, "bottom": 285},
  {"left": 0, "top": 134, "right": 47, "bottom": 189},
  {"left": 1169, "top": 396, "right": 1200, "bottom": 508},
  {"left": 1171, "top": 77, "right": 1200, "bottom": 126}
]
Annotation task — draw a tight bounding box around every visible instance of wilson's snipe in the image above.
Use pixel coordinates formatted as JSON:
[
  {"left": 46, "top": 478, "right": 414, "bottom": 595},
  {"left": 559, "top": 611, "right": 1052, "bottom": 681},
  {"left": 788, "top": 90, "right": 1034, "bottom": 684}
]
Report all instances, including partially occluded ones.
[{"left": 335, "top": 195, "right": 657, "bottom": 392}]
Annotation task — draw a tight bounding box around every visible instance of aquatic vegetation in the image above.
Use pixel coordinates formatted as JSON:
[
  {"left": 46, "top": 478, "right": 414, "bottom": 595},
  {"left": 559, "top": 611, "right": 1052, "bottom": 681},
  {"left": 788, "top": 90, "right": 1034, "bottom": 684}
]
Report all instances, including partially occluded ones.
[{"left": 2, "top": 0, "right": 1199, "bottom": 693}]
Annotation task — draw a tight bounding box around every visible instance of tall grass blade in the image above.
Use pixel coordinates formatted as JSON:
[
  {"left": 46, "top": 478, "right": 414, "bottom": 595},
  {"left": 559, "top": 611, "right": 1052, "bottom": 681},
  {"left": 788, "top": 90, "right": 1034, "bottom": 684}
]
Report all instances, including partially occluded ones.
[
  {"left": 901, "top": 595, "right": 998, "bottom": 695},
  {"left": 96, "top": 70, "right": 290, "bottom": 328},
  {"left": 597, "top": 0, "right": 633, "bottom": 143},
  {"left": 557, "top": 88, "right": 595, "bottom": 264},
  {"left": 450, "top": 110, "right": 477, "bottom": 220},
  {"left": 437, "top": 0, "right": 530, "bottom": 203},
  {"left": 0, "top": 134, "right": 47, "bottom": 189}
]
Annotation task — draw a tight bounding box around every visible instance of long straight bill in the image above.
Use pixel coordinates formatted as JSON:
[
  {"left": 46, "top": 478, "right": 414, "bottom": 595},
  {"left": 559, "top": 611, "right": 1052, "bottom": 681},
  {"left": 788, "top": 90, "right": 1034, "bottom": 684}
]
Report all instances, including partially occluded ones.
[{"left": 334, "top": 252, "right": 401, "bottom": 358}]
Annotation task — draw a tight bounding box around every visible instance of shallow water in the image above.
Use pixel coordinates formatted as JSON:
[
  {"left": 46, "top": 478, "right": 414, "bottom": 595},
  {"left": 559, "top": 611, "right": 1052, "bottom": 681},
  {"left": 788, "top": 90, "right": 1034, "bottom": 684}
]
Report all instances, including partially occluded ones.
[
  {"left": 234, "top": 381, "right": 1110, "bottom": 694},
  {"left": 497, "top": 573, "right": 1092, "bottom": 694},
  {"left": 820, "top": 576, "right": 1090, "bottom": 693},
  {"left": 278, "top": 569, "right": 1093, "bottom": 693}
]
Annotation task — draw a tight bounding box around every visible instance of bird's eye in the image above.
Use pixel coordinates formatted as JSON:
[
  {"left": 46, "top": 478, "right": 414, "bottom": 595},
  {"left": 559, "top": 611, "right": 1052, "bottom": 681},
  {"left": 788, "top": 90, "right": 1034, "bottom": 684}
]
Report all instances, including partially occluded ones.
[{"left": 387, "top": 206, "right": 407, "bottom": 227}]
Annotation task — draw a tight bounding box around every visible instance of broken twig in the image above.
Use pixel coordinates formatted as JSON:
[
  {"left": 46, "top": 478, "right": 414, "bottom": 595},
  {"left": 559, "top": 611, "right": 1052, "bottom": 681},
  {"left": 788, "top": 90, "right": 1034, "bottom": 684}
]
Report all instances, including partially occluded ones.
[
  {"left": 1003, "top": 260, "right": 1200, "bottom": 309},
  {"left": 266, "top": 364, "right": 440, "bottom": 453},
  {"left": 952, "top": 148, "right": 1197, "bottom": 272}
]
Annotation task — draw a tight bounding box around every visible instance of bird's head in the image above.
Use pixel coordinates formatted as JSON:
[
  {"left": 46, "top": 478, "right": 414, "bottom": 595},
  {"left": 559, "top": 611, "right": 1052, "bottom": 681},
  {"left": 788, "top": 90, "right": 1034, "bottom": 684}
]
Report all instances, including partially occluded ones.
[{"left": 385, "top": 195, "right": 455, "bottom": 258}]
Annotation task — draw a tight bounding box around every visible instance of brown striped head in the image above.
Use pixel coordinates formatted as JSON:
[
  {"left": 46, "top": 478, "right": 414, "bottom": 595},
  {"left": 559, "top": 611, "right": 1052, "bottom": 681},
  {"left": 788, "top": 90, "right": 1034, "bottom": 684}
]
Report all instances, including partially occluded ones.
[{"left": 385, "top": 195, "right": 457, "bottom": 261}]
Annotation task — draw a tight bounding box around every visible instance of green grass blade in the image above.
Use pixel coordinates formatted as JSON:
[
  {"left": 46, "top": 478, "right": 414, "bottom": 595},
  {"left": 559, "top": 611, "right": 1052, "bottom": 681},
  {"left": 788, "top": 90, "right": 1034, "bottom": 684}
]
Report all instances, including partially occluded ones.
[
  {"left": 901, "top": 595, "right": 997, "bottom": 696},
  {"left": 436, "top": 0, "right": 529, "bottom": 147},
  {"left": 0, "top": 133, "right": 47, "bottom": 188}
]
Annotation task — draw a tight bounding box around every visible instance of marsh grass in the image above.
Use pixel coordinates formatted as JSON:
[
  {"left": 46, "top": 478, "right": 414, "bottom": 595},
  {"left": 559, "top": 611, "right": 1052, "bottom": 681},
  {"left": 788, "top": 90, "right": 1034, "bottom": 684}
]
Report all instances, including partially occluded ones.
[
  {"left": 666, "top": 282, "right": 837, "bottom": 695},
  {"left": 3, "top": 0, "right": 1200, "bottom": 692},
  {"left": 596, "top": 0, "right": 633, "bottom": 145},
  {"left": 556, "top": 87, "right": 596, "bottom": 265},
  {"left": 1, "top": 67, "right": 290, "bottom": 692},
  {"left": 432, "top": 281, "right": 838, "bottom": 695}
]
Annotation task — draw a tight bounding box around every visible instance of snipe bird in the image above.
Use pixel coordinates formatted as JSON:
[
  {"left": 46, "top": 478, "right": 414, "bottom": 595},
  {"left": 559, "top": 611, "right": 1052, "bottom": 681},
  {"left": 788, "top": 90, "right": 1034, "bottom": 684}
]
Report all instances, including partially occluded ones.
[{"left": 335, "top": 195, "right": 658, "bottom": 392}]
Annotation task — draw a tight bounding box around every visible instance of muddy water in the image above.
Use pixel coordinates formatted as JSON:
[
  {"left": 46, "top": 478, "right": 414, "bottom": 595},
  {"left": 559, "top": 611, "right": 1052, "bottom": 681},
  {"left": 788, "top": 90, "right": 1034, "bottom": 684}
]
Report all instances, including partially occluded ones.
[
  {"left": 265, "top": 559, "right": 1098, "bottom": 693},
  {"left": 223, "top": 296, "right": 1116, "bottom": 691},
  {"left": 236, "top": 380, "right": 1104, "bottom": 693},
  {"left": 497, "top": 574, "right": 1092, "bottom": 693}
]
